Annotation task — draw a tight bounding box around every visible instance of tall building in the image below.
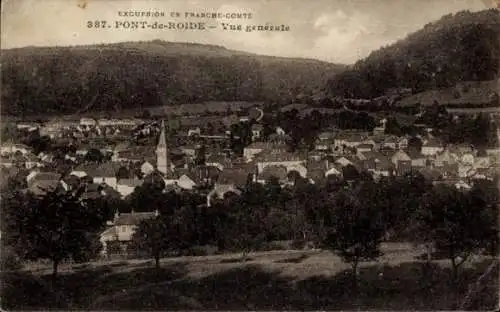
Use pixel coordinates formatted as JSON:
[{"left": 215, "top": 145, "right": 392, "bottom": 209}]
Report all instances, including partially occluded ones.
[{"left": 156, "top": 120, "right": 169, "bottom": 175}]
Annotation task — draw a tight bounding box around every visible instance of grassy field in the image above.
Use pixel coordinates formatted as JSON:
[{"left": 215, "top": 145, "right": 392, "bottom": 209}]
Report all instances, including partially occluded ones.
[{"left": 1, "top": 244, "right": 498, "bottom": 310}]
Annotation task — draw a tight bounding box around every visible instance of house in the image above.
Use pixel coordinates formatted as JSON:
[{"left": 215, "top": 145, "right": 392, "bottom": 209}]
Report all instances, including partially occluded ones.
[
  {"left": 251, "top": 124, "right": 264, "bottom": 141},
  {"left": 100, "top": 211, "right": 158, "bottom": 256},
  {"left": 92, "top": 162, "right": 120, "bottom": 189},
  {"left": 421, "top": 138, "right": 444, "bottom": 156},
  {"left": 0, "top": 143, "right": 31, "bottom": 156},
  {"left": 222, "top": 114, "right": 240, "bottom": 128},
  {"left": 255, "top": 151, "right": 305, "bottom": 175},
  {"left": 180, "top": 145, "right": 199, "bottom": 158},
  {"left": 286, "top": 163, "right": 308, "bottom": 178},
  {"left": 27, "top": 172, "right": 62, "bottom": 196},
  {"left": 458, "top": 164, "right": 474, "bottom": 179},
  {"left": 275, "top": 127, "right": 286, "bottom": 136},
  {"left": 0, "top": 156, "right": 13, "bottom": 168},
  {"left": 434, "top": 150, "right": 459, "bottom": 167},
  {"left": 205, "top": 154, "right": 229, "bottom": 171},
  {"left": 243, "top": 142, "right": 287, "bottom": 162},
  {"left": 334, "top": 156, "right": 354, "bottom": 167},
  {"left": 455, "top": 180, "right": 472, "bottom": 190},
  {"left": 325, "top": 164, "right": 342, "bottom": 177},
  {"left": 317, "top": 132, "right": 335, "bottom": 141},
  {"left": 166, "top": 169, "right": 199, "bottom": 190},
  {"left": 344, "top": 135, "right": 366, "bottom": 148},
  {"left": 307, "top": 150, "right": 325, "bottom": 161},
  {"left": 306, "top": 160, "right": 327, "bottom": 184},
  {"left": 217, "top": 167, "right": 251, "bottom": 188},
  {"left": 267, "top": 133, "right": 289, "bottom": 144},
  {"left": 76, "top": 149, "right": 89, "bottom": 157},
  {"left": 391, "top": 150, "right": 411, "bottom": 167},
  {"left": 81, "top": 183, "right": 106, "bottom": 200},
  {"left": 485, "top": 147, "right": 500, "bottom": 156},
  {"left": 206, "top": 184, "right": 242, "bottom": 207},
  {"left": 372, "top": 118, "right": 387, "bottom": 135},
  {"left": 410, "top": 153, "right": 428, "bottom": 168},
  {"left": 176, "top": 174, "right": 198, "bottom": 190},
  {"left": 461, "top": 153, "right": 475, "bottom": 166},
  {"left": 356, "top": 143, "right": 374, "bottom": 153},
  {"left": 140, "top": 161, "right": 155, "bottom": 176},
  {"left": 256, "top": 165, "right": 288, "bottom": 184},
  {"left": 61, "top": 174, "right": 82, "bottom": 191},
  {"left": 357, "top": 151, "right": 382, "bottom": 162},
  {"left": 398, "top": 137, "right": 409, "bottom": 150},
  {"left": 188, "top": 127, "right": 201, "bottom": 137},
  {"left": 80, "top": 118, "right": 97, "bottom": 127},
  {"left": 191, "top": 165, "right": 221, "bottom": 185},
  {"left": 380, "top": 136, "right": 399, "bottom": 150},
  {"left": 24, "top": 153, "right": 41, "bottom": 169},
  {"left": 116, "top": 179, "right": 144, "bottom": 197},
  {"left": 314, "top": 138, "right": 332, "bottom": 152},
  {"left": 374, "top": 156, "right": 394, "bottom": 177},
  {"left": 473, "top": 156, "right": 491, "bottom": 169}
]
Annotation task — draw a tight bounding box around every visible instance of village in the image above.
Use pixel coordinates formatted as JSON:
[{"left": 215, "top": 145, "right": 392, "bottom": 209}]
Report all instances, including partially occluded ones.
[{"left": 1, "top": 101, "right": 499, "bottom": 258}]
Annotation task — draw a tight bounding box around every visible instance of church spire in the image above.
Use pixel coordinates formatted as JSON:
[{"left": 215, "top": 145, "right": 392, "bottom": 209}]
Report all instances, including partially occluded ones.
[
  {"left": 157, "top": 120, "right": 167, "bottom": 148},
  {"left": 156, "top": 120, "right": 168, "bottom": 175}
]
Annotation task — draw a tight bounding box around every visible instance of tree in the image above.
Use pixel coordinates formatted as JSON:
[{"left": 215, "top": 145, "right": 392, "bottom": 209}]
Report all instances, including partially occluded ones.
[
  {"left": 24, "top": 132, "right": 52, "bottom": 155},
  {"left": 323, "top": 187, "right": 385, "bottom": 290},
  {"left": 116, "top": 166, "right": 130, "bottom": 180},
  {"left": 221, "top": 196, "right": 267, "bottom": 260},
  {"left": 129, "top": 216, "right": 169, "bottom": 270},
  {"left": 408, "top": 136, "right": 423, "bottom": 155},
  {"left": 128, "top": 176, "right": 166, "bottom": 213},
  {"left": 384, "top": 117, "right": 403, "bottom": 136},
  {"left": 84, "top": 148, "right": 104, "bottom": 163},
  {"left": 3, "top": 187, "right": 108, "bottom": 286},
  {"left": 342, "top": 164, "right": 360, "bottom": 182},
  {"left": 415, "top": 185, "right": 498, "bottom": 284},
  {"left": 195, "top": 144, "right": 206, "bottom": 165}
]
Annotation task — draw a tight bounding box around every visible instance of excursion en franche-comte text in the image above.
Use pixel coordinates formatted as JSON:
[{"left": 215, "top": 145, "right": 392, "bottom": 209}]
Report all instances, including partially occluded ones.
[{"left": 86, "top": 10, "right": 291, "bottom": 32}]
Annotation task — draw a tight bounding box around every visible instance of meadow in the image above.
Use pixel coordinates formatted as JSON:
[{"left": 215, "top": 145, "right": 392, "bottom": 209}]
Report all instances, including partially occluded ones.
[{"left": 2, "top": 243, "right": 497, "bottom": 310}]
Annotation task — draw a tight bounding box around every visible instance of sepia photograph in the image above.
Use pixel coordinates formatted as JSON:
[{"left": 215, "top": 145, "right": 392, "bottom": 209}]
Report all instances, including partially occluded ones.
[{"left": 0, "top": 0, "right": 499, "bottom": 310}]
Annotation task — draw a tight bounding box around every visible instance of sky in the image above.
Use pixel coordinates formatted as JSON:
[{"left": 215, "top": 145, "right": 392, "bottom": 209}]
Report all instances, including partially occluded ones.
[{"left": 1, "top": 0, "right": 496, "bottom": 64}]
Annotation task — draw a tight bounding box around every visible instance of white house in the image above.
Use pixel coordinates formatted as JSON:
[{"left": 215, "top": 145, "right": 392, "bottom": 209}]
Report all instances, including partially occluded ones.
[
  {"left": 116, "top": 179, "right": 143, "bottom": 197},
  {"left": 421, "top": 139, "right": 443, "bottom": 156},
  {"left": 141, "top": 161, "right": 155, "bottom": 176},
  {"left": 100, "top": 211, "right": 158, "bottom": 256},
  {"left": 0, "top": 143, "right": 30, "bottom": 156},
  {"left": 80, "top": 118, "right": 97, "bottom": 127}
]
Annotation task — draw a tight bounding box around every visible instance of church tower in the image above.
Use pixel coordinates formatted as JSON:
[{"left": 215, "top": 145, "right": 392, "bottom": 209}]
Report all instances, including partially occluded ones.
[{"left": 156, "top": 120, "right": 169, "bottom": 175}]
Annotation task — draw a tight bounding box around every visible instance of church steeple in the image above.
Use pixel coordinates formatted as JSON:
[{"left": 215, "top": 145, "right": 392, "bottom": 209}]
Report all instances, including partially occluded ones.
[{"left": 156, "top": 120, "right": 168, "bottom": 175}]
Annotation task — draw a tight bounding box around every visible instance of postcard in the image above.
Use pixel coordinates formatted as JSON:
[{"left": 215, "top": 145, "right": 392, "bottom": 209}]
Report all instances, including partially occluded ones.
[{"left": 1, "top": 0, "right": 499, "bottom": 310}]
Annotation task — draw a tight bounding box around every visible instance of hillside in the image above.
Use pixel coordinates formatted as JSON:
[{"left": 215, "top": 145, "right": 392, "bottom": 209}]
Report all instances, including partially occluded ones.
[
  {"left": 398, "top": 80, "right": 499, "bottom": 107},
  {"left": 0, "top": 41, "right": 345, "bottom": 117},
  {"left": 327, "top": 9, "right": 500, "bottom": 99}
]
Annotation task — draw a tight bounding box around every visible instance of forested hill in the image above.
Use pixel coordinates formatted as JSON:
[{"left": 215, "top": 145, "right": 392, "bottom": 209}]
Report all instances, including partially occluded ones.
[
  {"left": 1, "top": 41, "right": 345, "bottom": 117},
  {"left": 327, "top": 9, "right": 500, "bottom": 99}
]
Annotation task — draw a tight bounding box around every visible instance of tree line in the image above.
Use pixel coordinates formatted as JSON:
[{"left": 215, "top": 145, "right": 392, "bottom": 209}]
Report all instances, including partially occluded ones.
[
  {"left": 1, "top": 168, "right": 498, "bottom": 289},
  {"left": 0, "top": 41, "right": 343, "bottom": 117}
]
